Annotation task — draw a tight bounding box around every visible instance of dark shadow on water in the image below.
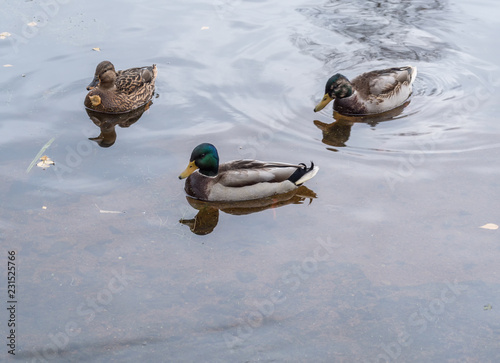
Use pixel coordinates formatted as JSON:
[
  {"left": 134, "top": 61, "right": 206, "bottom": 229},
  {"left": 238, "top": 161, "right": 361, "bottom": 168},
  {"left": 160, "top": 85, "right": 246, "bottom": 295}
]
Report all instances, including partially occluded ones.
[
  {"left": 295, "top": 0, "right": 452, "bottom": 66},
  {"left": 179, "top": 186, "right": 317, "bottom": 235},
  {"left": 16, "top": 336, "right": 166, "bottom": 362},
  {"left": 314, "top": 101, "right": 410, "bottom": 149},
  {"left": 86, "top": 101, "right": 153, "bottom": 148}
]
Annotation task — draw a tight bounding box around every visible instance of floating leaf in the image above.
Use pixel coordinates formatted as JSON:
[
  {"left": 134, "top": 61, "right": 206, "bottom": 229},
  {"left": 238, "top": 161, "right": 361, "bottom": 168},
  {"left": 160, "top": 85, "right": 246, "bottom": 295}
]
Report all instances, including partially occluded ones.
[
  {"left": 27, "top": 137, "right": 55, "bottom": 172},
  {"left": 27, "top": 21, "right": 37, "bottom": 27},
  {"left": 36, "top": 155, "right": 55, "bottom": 169},
  {"left": 99, "top": 209, "right": 124, "bottom": 214},
  {"left": 92, "top": 47, "right": 101, "bottom": 52},
  {"left": 0, "top": 32, "right": 11, "bottom": 39},
  {"left": 484, "top": 304, "right": 492, "bottom": 310},
  {"left": 3, "top": 64, "right": 13, "bottom": 67},
  {"left": 95, "top": 204, "right": 124, "bottom": 214},
  {"left": 200, "top": 26, "right": 210, "bottom": 30},
  {"left": 42, "top": 206, "right": 47, "bottom": 210},
  {"left": 480, "top": 223, "right": 498, "bottom": 230}
]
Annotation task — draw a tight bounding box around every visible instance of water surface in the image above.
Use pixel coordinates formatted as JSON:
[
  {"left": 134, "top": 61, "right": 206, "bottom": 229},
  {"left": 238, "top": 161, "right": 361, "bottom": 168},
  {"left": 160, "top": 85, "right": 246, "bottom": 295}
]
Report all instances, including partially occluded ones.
[{"left": 1, "top": 0, "right": 499, "bottom": 361}]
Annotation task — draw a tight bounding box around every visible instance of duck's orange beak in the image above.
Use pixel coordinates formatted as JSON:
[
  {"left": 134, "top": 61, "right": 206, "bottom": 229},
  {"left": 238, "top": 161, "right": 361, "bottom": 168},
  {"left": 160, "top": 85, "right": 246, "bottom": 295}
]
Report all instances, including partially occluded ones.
[
  {"left": 179, "top": 160, "right": 198, "bottom": 179},
  {"left": 87, "top": 76, "right": 99, "bottom": 91}
]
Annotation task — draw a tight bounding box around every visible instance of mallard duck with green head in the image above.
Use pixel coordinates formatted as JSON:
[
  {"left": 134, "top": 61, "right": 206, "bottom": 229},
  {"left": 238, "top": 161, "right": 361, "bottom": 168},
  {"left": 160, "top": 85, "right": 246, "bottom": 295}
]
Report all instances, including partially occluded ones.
[
  {"left": 178, "top": 143, "right": 319, "bottom": 202},
  {"left": 314, "top": 66, "right": 417, "bottom": 115},
  {"left": 84, "top": 60, "right": 157, "bottom": 114}
]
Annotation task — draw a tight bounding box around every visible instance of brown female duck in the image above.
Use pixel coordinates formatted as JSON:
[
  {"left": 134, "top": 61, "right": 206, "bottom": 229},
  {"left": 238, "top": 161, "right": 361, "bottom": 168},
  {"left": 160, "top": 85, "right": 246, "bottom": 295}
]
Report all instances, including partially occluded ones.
[{"left": 84, "top": 61, "right": 157, "bottom": 113}]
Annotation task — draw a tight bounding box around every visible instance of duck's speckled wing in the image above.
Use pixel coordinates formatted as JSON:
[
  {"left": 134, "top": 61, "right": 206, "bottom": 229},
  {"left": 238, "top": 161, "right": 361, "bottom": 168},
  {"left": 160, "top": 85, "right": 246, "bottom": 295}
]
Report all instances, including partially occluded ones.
[
  {"left": 352, "top": 67, "right": 413, "bottom": 98},
  {"left": 218, "top": 160, "right": 302, "bottom": 187},
  {"left": 116, "top": 66, "right": 155, "bottom": 95}
]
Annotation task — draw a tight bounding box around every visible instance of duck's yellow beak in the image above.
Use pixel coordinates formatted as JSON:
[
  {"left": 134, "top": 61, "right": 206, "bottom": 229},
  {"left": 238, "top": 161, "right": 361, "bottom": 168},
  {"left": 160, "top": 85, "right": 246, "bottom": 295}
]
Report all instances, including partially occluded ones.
[
  {"left": 178, "top": 160, "right": 198, "bottom": 179},
  {"left": 314, "top": 93, "right": 333, "bottom": 112}
]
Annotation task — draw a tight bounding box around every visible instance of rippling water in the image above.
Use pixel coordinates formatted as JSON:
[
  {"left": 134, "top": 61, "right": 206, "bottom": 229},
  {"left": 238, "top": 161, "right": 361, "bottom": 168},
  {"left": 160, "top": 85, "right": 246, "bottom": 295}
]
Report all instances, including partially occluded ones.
[{"left": 1, "top": 0, "right": 499, "bottom": 361}]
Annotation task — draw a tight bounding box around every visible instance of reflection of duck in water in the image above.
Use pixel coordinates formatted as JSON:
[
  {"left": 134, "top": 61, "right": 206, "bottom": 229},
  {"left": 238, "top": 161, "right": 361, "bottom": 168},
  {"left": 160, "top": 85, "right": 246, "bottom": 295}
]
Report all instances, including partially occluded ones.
[
  {"left": 180, "top": 186, "right": 317, "bottom": 235},
  {"left": 85, "top": 61, "right": 157, "bottom": 114},
  {"left": 178, "top": 143, "right": 319, "bottom": 202},
  {"left": 86, "top": 102, "right": 152, "bottom": 147},
  {"left": 314, "top": 100, "right": 411, "bottom": 148},
  {"left": 314, "top": 66, "right": 417, "bottom": 115}
]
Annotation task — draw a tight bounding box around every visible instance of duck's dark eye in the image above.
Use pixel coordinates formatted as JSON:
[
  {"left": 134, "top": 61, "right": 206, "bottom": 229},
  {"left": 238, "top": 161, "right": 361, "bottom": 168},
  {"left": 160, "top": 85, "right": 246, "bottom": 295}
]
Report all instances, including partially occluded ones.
[{"left": 200, "top": 153, "right": 206, "bottom": 157}]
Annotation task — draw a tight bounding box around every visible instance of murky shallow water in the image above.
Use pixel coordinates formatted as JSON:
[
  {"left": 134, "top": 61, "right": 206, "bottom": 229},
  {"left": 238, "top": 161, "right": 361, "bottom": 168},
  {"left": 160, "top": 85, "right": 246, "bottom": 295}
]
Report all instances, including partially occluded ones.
[{"left": 1, "top": 0, "right": 499, "bottom": 361}]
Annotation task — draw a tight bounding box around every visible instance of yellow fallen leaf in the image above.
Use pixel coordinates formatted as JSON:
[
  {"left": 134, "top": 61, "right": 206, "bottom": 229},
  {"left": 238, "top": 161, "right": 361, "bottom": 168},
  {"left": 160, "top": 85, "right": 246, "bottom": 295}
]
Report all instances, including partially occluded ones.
[
  {"left": 0, "top": 32, "right": 11, "bottom": 39},
  {"left": 27, "top": 21, "right": 37, "bottom": 27},
  {"left": 42, "top": 206, "right": 47, "bottom": 210},
  {"left": 480, "top": 223, "right": 498, "bottom": 230},
  {"left": 26, "top": 137, "right": 55, "bottom": 173},
  {"left": 201, "top": 26, "right": 209, "bottom": 30},
  {"left": 92, "top": 47, "right": 101, "bottom": 52},
  {"left": 3, "top": 64, "right": 13, "bottom": 67},
  {"left": 36, "top": 155, "right": 55, "bottom": 169}
]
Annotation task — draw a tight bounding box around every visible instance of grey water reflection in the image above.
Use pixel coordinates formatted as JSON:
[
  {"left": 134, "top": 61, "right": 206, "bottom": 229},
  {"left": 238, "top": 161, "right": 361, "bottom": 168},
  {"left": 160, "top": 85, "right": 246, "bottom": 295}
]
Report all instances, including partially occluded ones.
[
  {"left": 314, "top": 101, "right": 411, "bottom": 149},
  {"left": 295, "top": 0, "right": 451, "bottom": 67},
  {"left": 180, "top": 186, "right": 317, "bottom": 235},
  {"left": 87, "top": 102, "right": 153, "bottom": 148}
]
